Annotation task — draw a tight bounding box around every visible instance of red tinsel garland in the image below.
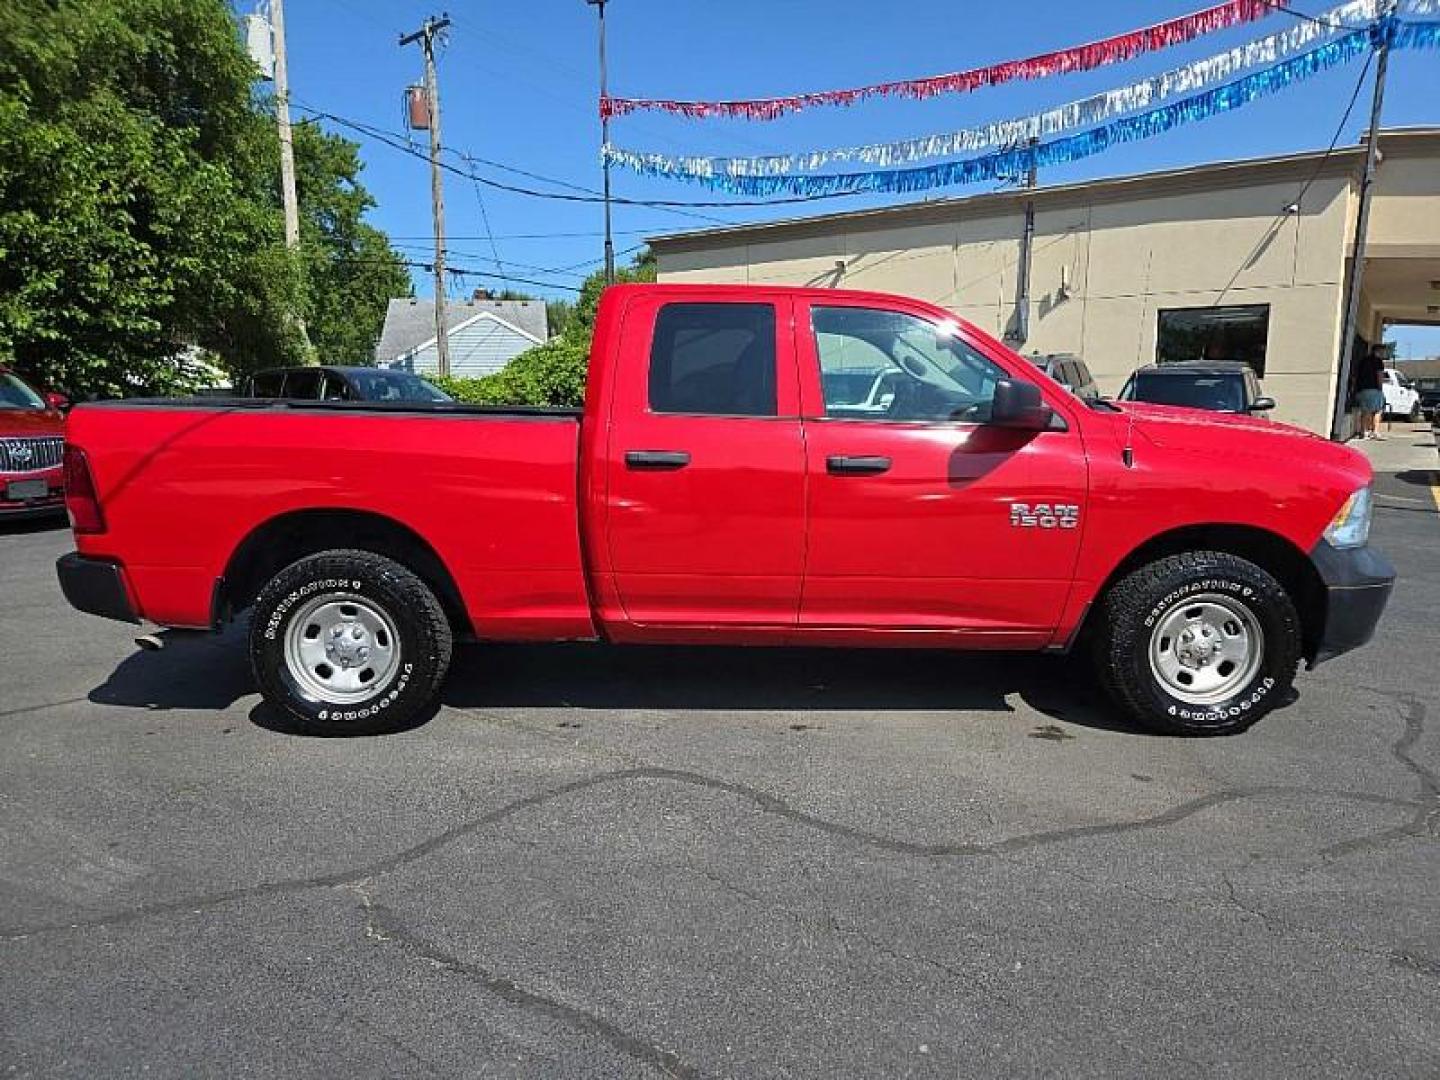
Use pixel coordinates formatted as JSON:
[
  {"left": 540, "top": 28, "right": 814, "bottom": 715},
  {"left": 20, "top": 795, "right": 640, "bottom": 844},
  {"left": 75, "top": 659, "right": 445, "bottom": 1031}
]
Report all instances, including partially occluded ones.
[{"left": 600, "top": 0, "right": 1289, "bottom": 120}]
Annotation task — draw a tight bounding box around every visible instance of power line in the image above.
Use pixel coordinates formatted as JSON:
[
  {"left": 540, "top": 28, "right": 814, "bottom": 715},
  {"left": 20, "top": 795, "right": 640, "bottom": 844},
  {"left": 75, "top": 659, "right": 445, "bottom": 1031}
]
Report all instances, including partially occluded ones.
[
  {"left": 292, "top": 103, "right": 873, "bottom": 208},
  {"left": 303, "top": 248, "right": 583, "bottom": 293},
  {"left": 1211, "top": 44, "right": 1375, "bottom": 308}
]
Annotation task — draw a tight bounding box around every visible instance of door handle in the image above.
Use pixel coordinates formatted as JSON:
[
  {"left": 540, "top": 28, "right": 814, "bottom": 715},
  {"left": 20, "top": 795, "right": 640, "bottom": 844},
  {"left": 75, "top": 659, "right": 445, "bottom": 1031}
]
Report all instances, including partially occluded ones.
[
  {"left": 625, "top": 450, "right": 691, "bottom": 470},
  {"left": 827, "top": 455, "right": 892, "bottom": 476}
]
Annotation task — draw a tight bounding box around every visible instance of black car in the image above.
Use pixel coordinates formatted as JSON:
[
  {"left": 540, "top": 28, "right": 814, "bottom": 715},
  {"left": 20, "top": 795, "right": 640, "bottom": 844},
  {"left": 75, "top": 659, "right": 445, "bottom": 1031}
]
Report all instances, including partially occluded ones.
[
  {"left": 1413, "top": 377, "right": 1440, "bottom": 419},
  {"left": 244, "top": 365, "right": 452, "bottom": 404},
  {"left": 1118, "top": 362, "right": 1274, "bottom": 415},
  {"left": 1030, "top": 353, "right": 1101, "bottom": 400}
]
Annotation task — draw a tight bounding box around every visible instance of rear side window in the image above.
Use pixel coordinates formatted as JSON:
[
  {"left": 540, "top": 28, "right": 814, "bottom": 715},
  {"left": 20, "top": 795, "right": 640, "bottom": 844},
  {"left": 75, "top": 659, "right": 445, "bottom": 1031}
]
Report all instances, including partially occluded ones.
[
  {"left": 282, "top": 370, "right": 322, "bottom": 400},
  {"left": 649, "top": 303, "right": 777, "bottom": 417},
  {"left": 250, "top": 371, "right": 285, "bottom": 397}
]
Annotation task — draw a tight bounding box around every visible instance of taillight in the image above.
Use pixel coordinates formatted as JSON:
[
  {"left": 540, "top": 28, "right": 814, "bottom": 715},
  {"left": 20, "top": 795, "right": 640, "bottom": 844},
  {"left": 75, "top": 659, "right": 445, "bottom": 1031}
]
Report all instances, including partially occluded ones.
[{"left": 63, "top": 444, "right": 105, "bottom": 534}]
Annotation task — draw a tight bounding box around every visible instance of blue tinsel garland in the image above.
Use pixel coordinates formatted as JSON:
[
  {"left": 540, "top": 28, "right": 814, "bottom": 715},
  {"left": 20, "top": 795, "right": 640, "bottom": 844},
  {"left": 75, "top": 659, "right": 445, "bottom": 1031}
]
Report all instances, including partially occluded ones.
[{"left": 617, "top": 21, "right": 1439, "bottom": 198}]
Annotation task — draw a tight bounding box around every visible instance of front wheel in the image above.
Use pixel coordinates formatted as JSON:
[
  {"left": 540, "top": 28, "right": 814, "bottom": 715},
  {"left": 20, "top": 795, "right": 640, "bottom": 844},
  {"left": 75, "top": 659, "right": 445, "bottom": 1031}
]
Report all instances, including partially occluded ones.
[
  {"left": 1093, "top": 551, "right": 1300, "bottom": 736},
  {"left": 249, "top": 549, "right": 453, "bottom": 735}
]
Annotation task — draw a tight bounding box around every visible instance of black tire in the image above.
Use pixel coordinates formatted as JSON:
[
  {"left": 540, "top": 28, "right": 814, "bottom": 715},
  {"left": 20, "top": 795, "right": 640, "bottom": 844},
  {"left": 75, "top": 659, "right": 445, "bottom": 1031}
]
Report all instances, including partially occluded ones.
[
  {"left": 1409, "top": 402, "right": 1422, "bottom": 423},
  {"left": 1092, "top": 551, "right": 1300, "bottom": 736},
  {"left": 249, "top": 549, "right": 453, "bottom": 735}
]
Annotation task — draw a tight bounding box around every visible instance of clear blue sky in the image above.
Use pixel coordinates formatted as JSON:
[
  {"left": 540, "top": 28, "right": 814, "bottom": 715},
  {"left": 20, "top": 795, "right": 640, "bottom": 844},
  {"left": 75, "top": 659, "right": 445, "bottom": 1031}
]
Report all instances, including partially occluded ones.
[{"left": 271, "top": 0, "right": 1440, "bottom": 354}]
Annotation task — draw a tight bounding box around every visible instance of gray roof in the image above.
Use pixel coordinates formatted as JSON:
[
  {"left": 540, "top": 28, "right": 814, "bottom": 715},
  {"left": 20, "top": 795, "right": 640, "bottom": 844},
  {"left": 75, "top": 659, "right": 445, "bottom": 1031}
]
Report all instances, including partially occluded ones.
[{"left": 375, "top": 298, "right": 548, "bottom": 363}]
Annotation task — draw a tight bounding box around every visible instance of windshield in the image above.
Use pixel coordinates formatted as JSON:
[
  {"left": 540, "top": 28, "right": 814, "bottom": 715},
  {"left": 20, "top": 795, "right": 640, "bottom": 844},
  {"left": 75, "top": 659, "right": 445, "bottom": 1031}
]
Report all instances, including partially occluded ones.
[
  {"left": 1416, "top": 378, "right": 1440, "bottom": 391},
  {"left": 1128, "top": 372, "right": 1246, "bottom": 412},
  {"left": 0, "top": 372, "right": 46, "bottom": 409},
  {"left": 346, "top": 370, "right": 452, "bottom": 403}
]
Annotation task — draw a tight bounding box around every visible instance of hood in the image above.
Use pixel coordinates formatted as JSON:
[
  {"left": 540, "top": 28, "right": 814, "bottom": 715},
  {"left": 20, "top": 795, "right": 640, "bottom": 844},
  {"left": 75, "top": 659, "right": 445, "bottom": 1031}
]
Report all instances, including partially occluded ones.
[
  {"left": 0, "top": 406, "right": 65, "bottom": 437},
  {"left": 1109, "top": 402, "right": 1371, "bottom": 488}
]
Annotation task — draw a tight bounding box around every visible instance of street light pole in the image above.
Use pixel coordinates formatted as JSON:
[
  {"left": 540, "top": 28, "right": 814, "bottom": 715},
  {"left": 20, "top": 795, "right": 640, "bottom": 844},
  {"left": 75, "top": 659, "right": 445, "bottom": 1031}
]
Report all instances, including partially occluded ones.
[{"left": 588, "top": 0, "right": 615, "bottom": 284}]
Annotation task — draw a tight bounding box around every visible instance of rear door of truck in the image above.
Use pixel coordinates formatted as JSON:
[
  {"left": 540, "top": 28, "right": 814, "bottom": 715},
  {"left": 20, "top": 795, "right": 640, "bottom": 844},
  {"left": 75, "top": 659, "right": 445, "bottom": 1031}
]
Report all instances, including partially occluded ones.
[{"left": 600, "top": 291, "right": 806, "bottom": 631}]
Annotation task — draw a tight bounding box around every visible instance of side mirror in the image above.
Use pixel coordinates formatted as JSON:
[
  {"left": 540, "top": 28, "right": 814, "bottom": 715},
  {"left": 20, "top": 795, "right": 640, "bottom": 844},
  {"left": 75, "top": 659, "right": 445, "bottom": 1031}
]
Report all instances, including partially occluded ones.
[
  {"left": 1249, "top": 396, "right": 1276, "bottom": 413},
  {"left": 44, "top": 391, "right": 71, "bottom": 412},
  {"left": 989, "top": 378, "right": 1053, "bottom": 430}
]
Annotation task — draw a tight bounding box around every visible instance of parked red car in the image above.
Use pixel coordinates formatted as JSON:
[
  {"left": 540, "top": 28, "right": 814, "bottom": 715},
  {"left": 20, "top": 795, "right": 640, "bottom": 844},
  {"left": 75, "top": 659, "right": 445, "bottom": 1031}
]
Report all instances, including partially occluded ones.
[
  {"left": 0, "top": 367, "right": 67, "bottom": 521},
  {"left": 56, "top": 284, "right": 1393, "bottom": 736}
]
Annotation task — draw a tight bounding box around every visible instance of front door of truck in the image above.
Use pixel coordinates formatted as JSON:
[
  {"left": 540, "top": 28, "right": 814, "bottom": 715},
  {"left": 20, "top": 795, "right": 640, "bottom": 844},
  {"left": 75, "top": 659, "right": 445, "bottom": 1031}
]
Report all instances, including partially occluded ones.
[
  {"left": 603, "top": 294, "right": 806, "bottom": 631},
  {"left": 795, "top": 299, "right": 1087, "bottom": 645}
]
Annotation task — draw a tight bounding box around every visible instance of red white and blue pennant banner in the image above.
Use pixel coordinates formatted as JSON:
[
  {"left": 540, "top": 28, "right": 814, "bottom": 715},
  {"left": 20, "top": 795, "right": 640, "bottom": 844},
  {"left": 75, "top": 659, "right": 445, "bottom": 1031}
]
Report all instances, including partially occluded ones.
[
  {"left": 606, "top": 21, "right": 1440, "bottom": 198},
  {"left": 600, "top": 0, "right": 1288, "bottom": 120},
  {"left": 605, "top": 0, "right": 1381, "bottom": 179}
]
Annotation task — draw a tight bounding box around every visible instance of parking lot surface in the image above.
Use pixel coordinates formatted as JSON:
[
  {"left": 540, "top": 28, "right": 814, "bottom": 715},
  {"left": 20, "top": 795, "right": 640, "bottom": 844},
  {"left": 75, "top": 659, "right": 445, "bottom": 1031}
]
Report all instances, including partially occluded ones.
[{"left": 2, "top": 430, "right": 1438, "bottom": 1078}]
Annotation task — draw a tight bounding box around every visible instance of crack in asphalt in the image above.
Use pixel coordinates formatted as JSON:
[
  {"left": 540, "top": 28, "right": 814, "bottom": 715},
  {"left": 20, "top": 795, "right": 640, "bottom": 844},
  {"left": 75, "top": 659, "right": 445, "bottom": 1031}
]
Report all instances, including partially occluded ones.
[
  {"left": 0, "top": 696, "right": 91, "bottom": 721},
  {"left": 347, "top": 884, "right": 700, "bottom": 1080},
  {"left": 0, "top": 766, "right": 1423, "bottom": 941},
  {"left": 1310, "top": 692, "right": 1440, "bottom": 861},
  {"left": 1219, "top": 873, "right": 1440, "bottom": 983}
]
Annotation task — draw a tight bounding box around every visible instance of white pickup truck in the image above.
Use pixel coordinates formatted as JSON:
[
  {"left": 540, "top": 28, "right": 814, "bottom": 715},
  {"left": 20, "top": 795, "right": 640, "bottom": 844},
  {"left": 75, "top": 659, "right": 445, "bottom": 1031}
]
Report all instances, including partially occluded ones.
[{"left": 1381, "top": 367, "right": 1422, "bottom": 420}]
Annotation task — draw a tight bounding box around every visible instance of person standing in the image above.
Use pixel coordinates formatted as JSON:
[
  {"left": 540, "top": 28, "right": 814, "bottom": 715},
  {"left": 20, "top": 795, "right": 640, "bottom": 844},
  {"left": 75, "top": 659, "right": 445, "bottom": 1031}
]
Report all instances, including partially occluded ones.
[{"left": 1355, "top": 347, "right": 1387, "bottom": 440}]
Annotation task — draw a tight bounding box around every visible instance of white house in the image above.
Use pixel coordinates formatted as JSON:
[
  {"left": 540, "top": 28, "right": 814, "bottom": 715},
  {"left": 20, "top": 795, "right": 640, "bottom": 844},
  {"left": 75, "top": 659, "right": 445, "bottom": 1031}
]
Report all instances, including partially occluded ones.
[{"left": 375, "top": 294, "right": 548, "bottom": 377}]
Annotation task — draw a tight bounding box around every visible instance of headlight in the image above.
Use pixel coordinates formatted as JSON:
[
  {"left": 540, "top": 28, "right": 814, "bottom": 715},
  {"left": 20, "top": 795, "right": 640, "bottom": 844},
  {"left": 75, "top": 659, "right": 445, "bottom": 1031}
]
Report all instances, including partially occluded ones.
[{"left": 1323, "top": 485, "right": 1373, "bottom": 550}]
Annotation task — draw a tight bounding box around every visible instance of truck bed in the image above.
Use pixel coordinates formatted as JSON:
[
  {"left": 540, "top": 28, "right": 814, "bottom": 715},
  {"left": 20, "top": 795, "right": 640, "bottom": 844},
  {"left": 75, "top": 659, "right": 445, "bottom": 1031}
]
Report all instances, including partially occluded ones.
[{"left": 66, "top": 399, "right": 594, "bottom": 639}]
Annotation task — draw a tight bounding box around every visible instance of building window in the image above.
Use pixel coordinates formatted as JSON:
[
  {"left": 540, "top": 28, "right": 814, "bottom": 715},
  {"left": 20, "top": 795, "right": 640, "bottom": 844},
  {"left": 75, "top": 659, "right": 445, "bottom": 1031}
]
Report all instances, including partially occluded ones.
[
  {"left": 1156, "top": 305, "right": 1270, "bottom": 375},
  {"left": 648, "top": 303, "right": 777, "bottom": 416}
]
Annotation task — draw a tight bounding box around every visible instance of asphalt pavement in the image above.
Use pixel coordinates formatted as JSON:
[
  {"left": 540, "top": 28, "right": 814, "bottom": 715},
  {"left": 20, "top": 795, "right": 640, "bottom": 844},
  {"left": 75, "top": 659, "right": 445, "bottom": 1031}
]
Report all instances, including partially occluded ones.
[{"left": 1, "top": 427, "right": 1437, "bottom": 1078}]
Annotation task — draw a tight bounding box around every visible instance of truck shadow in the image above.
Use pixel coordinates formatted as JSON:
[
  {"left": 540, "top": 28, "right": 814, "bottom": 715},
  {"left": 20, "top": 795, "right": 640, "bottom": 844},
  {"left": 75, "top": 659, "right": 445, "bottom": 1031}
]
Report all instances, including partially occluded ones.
[
  {"left": 88, "top": 628, "right": 1147, "bottom": 737},
  {"left": 438, "top": 642, "right": 1139, "bottom": 733}
]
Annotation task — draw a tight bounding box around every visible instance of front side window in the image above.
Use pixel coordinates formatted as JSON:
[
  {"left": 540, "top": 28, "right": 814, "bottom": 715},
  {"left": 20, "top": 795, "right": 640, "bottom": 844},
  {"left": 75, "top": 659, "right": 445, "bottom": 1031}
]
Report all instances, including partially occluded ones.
[
  {"left": 1157, "top": 305, "right": 1269, "bottom": 375},
  {"left": 648, "top": 303, "right": 777, "bottom": 417},
  {"left": 813, "top": 306, "right": 1008, "bottom": 422},
  {"left": 347, "top": 371, "right": 451, "bottom": 402},
  {"left": 0, "top": 372, "right": 45, "bottom": 409}
]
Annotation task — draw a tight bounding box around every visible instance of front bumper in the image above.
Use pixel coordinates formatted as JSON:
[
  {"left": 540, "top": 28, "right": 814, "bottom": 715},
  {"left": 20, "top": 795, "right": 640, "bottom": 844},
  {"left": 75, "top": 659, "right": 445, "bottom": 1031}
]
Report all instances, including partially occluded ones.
[
  {"left": 55, "top": 553, "right": 141, "bottom": 624},
  {"left": 1309, "top": 540, "right": 1395, "bottom": 666}
]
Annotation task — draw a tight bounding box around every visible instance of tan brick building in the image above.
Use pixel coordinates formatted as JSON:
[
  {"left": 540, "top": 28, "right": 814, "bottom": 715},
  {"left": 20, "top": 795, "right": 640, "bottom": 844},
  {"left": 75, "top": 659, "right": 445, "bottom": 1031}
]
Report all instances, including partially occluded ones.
[{"left": 651, "top": 128, "right": 1440, "bottom": 436}]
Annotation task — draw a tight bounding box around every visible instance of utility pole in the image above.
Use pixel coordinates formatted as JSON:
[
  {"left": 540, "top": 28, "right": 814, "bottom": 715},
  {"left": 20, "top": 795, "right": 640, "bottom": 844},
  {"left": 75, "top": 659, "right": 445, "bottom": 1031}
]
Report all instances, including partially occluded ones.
[
  {"left": 1332, "top": 6, "right": 1395, "bottom": 440},
  {"left": 270, "top": 0, "right": 311, "bottom": 353},
  {"left": 401, "top": 15, "right": 453, "bottom": 378},
  {"left": 1008, "top": 137, "right": 1040, "bottom": 346},
  {"left": 588, "top": 0, "right": 615, "bottom": 284}
]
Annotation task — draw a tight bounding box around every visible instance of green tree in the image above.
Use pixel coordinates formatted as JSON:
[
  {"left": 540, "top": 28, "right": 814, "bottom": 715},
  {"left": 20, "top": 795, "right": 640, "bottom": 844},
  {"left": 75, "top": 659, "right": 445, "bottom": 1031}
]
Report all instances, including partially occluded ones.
[
  {"left": 292, "top": 121, "right": 410, "bottom": 364},
  {"left": 0, "top": 0, "right": 408, "bottom": 396}
]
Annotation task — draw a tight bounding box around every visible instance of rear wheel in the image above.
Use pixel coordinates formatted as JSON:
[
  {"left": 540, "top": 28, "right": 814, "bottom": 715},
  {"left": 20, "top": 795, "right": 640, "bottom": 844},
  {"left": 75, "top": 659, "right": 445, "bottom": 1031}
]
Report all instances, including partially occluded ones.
[
  {"left": 249, "top": 549, "right": 452, "bottom": 735},
  {"left": 1093, "top": 551, "right": 1300, "bottom": 736}
]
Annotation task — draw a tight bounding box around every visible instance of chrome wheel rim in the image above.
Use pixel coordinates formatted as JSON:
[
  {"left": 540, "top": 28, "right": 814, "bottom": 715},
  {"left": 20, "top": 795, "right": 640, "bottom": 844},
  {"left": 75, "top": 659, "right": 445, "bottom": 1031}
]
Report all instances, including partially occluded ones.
[
  {"left": 1147, "top": 592, "right": 1264, "bottom": 706},
  {"left": 283, "top": 592, "right": 401, "bottom": 704}
]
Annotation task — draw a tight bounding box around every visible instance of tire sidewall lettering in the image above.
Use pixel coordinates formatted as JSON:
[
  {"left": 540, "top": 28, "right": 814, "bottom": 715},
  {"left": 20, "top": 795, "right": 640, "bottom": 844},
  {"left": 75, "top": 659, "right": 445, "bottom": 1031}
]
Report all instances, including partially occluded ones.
[
  {"left": 263, "top": 578, "right": 366, "bottom": 641},
  {"left": 1143, "top": 578, "right": 1254, "bottom": 630}
]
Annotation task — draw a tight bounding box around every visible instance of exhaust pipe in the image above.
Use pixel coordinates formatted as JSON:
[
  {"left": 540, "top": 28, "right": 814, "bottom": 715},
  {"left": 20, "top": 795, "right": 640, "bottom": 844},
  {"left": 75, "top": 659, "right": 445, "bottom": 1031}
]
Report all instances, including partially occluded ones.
[{"left": 134, "top": 633, "right": 164, "bottom": 652}]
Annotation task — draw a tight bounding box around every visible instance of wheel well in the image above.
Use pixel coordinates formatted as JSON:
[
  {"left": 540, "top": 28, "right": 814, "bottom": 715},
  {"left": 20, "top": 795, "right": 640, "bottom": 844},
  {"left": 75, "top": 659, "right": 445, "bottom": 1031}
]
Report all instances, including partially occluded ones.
[
  {"left": 1094, "top": 525, "right": 1326, "bottom": 661},
  {"left": 218, "top": 509, "right": 470, "bottom": 635}
]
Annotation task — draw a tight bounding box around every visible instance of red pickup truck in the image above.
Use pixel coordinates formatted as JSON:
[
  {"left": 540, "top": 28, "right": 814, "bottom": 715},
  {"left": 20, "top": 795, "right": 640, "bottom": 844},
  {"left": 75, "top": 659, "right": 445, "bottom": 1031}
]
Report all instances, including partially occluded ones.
[{"left": 57, "top": 284, "right": 1393, "bottom": 736}]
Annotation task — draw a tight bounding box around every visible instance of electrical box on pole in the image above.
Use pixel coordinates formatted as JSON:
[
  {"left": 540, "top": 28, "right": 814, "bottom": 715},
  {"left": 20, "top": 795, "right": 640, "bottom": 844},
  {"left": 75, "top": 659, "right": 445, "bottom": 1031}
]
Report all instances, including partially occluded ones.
[
  {"left": 243, "top": 13, "right": 276, "bottom": 80},
  {"left": 405, "top": 85, "right": 431, "bottom": 130}
]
